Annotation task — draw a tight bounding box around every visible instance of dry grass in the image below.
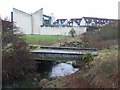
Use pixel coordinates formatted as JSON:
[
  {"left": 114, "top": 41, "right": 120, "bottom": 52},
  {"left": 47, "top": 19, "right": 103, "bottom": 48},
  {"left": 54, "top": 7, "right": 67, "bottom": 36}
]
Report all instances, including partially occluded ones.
[
  {"left": 42, "top": 46, "right": 118, "bottom": 88},
  {"left": 78, "top": 46, "right": 118, "bottom": 88}
]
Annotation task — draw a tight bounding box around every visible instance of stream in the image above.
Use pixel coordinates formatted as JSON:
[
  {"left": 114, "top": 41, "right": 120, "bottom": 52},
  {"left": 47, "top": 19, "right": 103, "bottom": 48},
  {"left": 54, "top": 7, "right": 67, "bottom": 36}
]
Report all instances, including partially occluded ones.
[
  {"left": 49, "top": 61, "right": 79, "bottom": 77},
  {"left": 3, "top": 60, "right": 79, "bottom": 88}
]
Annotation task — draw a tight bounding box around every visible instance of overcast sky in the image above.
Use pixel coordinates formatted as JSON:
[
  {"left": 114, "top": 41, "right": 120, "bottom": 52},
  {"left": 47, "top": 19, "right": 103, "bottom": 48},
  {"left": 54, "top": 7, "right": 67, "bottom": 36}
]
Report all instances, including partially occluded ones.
[{"left": 0, "top": 0, "right": 119, "bottom": 20}]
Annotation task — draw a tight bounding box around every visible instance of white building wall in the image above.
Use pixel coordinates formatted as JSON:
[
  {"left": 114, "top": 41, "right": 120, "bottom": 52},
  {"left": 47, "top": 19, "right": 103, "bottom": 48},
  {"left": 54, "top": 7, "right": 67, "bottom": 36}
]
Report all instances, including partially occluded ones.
[
  {"left": 40, "top": 27, "right": 86, "bottom": 36},
  {"left": 80, "top": 18, "right": 86, "bottom": 26},
  {"left": 13, "top": 8, "right": 32, "bottom": 34},
  {"left": 32, "top": 8, "right": 43, "bottom": 34},
  {"left": 63, "top": 20, "right": 68, "bottom": 25},
  {"left": 49, "top": 13, "right": 54, "bottom": 24},
  {"left": 12, "top": 8, "right": 87, "bottom": 35},
  {"left": 0, "top": 19, "right": 2, "bottom": 36},
  {"left": 74, "top": 27, "right": 87, "bottom": 35},
  {"left": 73, "top": 21, "right": 79, "bottom": 26}
]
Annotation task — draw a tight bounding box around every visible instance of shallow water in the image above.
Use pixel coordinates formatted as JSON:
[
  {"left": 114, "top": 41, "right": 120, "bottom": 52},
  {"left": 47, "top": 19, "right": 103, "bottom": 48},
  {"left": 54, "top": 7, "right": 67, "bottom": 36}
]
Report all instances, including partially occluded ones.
[
  {"left": 3, "top": 61, "right": 79, "bottom": 88},
  {"left": 49, "top": 62, "right": 79, "bottom": 77}
]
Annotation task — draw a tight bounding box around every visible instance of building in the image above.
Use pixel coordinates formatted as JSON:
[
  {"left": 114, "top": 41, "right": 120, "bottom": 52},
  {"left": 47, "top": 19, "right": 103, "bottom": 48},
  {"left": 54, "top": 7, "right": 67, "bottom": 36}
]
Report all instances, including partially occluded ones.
[
  {"left": 80, "top": 17, "right": 112, "bottom": 27},
  {"left": 53, "top": 19, "right": 68, "bottom": 27},
  {"left": 12, "top": 8, "right": 116, "bottom": 35},
  {"left": 68, "top": 18, "right": 82, "bottom": 26},
  {"left": 12, "top": 8, "right": 87, "bottom": 35},
  {"left": 12, "top": 8, "right": 43, "bottom": 34},
  {"left": 52, "top": 17, "right": 113, "bottom": 27},
  {"left": 43, "top": 15, "right": 52, "bottom": 27}
]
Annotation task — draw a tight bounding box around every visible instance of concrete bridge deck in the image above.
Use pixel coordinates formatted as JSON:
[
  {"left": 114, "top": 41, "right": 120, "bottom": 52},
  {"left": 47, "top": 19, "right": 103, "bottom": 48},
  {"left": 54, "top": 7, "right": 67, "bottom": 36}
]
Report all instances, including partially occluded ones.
[{"left": 31, "top": 49, "right": 98, "bottom": 61}]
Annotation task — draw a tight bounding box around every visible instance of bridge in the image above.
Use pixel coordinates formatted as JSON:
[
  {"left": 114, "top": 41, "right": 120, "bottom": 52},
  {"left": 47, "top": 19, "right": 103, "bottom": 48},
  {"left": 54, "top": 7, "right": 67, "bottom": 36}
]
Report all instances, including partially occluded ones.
[
  {"left": 40, "top": 46, "right": 98, "bottom": 51},
  {"left": 30, "top": 46, "right": 98, "bottom": 61}
]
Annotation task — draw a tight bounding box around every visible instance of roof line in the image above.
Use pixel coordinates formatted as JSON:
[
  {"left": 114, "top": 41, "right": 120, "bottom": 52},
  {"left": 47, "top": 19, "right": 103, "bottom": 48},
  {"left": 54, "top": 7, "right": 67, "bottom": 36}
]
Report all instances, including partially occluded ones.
[{"left": 13, "top": 8, "right": 31, "bottom": 16}]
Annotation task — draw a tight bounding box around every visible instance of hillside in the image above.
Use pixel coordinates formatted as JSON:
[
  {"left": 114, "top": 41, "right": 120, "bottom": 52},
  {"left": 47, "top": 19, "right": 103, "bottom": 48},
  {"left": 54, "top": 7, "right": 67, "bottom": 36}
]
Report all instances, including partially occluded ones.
[{"left": 39, "top": 45, "right": 118, "bottom": 88}]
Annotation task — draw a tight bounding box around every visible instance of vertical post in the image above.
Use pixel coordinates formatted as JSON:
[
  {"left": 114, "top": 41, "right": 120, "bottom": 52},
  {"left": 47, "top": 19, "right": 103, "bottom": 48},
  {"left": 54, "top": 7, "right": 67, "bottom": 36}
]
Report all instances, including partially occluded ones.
[
  {"left": 118, "top": 3, "right": 120, "bottom": 89},
  {"left": 11, "top": 12, "right": 13, "bottom": 23},
  {"left": 11, "top": 12, "right": 13, "bottom": 34},
  {"left": 0, "top": 19, "right": 2, "bottom": 89},
  {"left": 31, "top": 14, "right": 33, "bottom": 35}
]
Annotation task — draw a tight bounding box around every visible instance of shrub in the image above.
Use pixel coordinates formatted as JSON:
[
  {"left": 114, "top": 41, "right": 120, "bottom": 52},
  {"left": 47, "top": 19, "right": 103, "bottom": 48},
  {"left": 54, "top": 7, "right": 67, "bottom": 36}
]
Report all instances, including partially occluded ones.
[
  {"left": 69, "top": 28, "right": 76, "bottom": 37},
  {"left": 81, "top": 53, "right": 94, "bottom": 65},
  {"left": 2, "top": 19, "right": 36, "bottom": 83},
  {"left": 29, "top": 45, "right": 38, "bottom": 50},
  {"left": 81, "top": 21, "right": 118, "bottom": 49}
]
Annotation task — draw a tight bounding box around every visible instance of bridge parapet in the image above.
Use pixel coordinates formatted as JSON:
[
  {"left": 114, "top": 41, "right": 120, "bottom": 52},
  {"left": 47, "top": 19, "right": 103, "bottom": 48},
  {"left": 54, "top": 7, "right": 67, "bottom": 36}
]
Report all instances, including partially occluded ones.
[{"left": 31, "top": 49, "right": 98, "bottom": 61}]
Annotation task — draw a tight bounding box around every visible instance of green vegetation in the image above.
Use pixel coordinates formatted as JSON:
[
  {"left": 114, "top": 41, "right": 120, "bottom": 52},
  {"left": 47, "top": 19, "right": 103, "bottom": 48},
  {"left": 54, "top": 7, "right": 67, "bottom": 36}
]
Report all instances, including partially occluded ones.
[
  {"left": 69, "top": 28, "right": 76, "bottom": 37},
  {"left": 81, "top": 53, "right": 94, "bottom": 65},
  {"left": 81, "top": 21, "right": 118, "bottom": 49},
  {"left": 24, "top": 35, "right": 69, "bottom": 44}
]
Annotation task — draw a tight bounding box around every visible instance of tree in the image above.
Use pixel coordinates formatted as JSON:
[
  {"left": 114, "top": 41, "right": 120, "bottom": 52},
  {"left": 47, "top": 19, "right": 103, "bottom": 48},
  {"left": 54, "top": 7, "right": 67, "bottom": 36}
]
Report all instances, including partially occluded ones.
[
  {"left": 69, "top": 28, "right": 76, "bottom": 37},
  {"left": 2, "top": 19, "right": 36, "bottom": 83}
]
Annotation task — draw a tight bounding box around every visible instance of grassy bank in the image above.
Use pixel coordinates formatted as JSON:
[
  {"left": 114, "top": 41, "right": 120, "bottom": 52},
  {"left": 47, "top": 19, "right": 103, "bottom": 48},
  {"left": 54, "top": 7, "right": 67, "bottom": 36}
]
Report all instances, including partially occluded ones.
[{"left": 24, "top": 35, "right": 68, "bottom": 45}]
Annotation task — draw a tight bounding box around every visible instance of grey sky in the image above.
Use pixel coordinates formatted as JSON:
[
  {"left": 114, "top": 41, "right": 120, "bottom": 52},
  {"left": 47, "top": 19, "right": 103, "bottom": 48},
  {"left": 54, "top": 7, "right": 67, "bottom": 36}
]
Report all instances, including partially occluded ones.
[{"left": 0, "top": 0, "right": 119, "bottom": 20}]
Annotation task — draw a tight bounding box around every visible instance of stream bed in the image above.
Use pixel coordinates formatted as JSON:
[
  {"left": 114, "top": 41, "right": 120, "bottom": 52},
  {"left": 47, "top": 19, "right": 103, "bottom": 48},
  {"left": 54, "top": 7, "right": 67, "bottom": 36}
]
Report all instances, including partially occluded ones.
[
  {"left": 49, "top": 61, "right": 79, "bottom": 77},
  {"left": 3, "top": 60, "right": 79, "bottom": 88}
]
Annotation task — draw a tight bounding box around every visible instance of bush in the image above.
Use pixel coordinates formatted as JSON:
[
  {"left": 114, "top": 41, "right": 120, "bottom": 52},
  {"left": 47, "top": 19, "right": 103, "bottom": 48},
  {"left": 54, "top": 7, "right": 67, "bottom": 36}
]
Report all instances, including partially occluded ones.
[
  {"left": 29, "top": 45, "right": 38, "bottom": 50},
  {"left": 2, "top": 20, "right": 36, "bottom": 83},
  {"left": 69, "top": 28, "right": 76, "bottom": 37},
  {"left": 81, "top": 22, "right": 118, "bottom": 49},
  {"left": 81, "top": 53, "right": 94, "bottom": 65}
]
